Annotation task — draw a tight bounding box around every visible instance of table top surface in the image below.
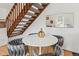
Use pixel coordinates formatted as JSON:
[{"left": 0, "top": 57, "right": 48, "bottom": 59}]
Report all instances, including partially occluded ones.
[{"left": 22, "top": 34, "right": 58, "bottom": 47}]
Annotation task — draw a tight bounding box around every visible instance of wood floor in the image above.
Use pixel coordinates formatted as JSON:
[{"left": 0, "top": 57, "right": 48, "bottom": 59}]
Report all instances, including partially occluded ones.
[
  {"left": 0, "top": 45, "right": 9, "bottom": 56},
  {"left": 64, "top": 50, "right": 73, "bottom": 56},
  {"left": 0, "top": 45, "right": 73, "bottom": 56},
  {"left": 0, "top": 21, "right": 5, "bottom": 28}
]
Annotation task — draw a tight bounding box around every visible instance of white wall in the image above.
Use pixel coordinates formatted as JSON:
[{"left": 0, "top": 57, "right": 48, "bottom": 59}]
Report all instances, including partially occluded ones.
[
  {"left": 23, "top": 3, "right": 79, "bottom": 53},
  {"left": 0, "top": 28, "right": 23, "bottom": 47},
  {"left": 0, "top": 3, "right": 14, "bottom": 19},
  {"left": 0, "top": 28, "right": 8, "bottom": 47}
]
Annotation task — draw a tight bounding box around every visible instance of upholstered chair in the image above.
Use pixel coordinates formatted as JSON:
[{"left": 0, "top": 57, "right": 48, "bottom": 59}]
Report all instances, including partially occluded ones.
[
  {"left": 53, "top": 35, "right": 64, "bottom": 47},
  {"left": 51, "top": 35, "right": 64, "bottom": 56},
  {"left": 8, "top": 39, "right": 26, "bottom": 56},
  {"left": 8, "top": 44, "right": 15, "bottom": 56}
]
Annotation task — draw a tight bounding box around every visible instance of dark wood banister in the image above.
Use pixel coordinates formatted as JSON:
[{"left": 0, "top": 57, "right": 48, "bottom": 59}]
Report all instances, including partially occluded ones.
[
  {"left": 6, "top": 3, "right": 32, "bottom": 37},
  {"left": 6, "top": 3, "right": 17, "bottom": 30}
]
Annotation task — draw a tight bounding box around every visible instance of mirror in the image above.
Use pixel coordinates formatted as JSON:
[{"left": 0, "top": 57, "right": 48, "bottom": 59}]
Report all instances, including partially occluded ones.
[{"left": 46, "top": 13, "right": 74, "bottom": 28}]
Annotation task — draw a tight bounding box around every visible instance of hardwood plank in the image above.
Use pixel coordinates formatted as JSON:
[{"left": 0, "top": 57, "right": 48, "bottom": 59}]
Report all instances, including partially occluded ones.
[
  {"left": 0, "top": 21, "right": 5, "bottom": 28},
  {"left": 64, "top": 50, "right": 73, "bottom": 56},
  {"left": 0, "top": 45, "right": 9, "bottom": 56}
]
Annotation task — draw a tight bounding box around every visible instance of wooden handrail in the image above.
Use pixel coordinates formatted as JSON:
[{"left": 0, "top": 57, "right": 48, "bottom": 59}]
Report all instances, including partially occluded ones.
[
  {"left": 6, "top": 3, "right": 17, "bottom": 30},
  {"left": 6, "top": 3, "right": 32, "bottom": 37}
]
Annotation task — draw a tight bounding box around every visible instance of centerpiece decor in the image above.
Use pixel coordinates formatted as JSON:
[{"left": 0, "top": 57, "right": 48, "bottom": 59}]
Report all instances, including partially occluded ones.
[{"left": 37, "top": 28, "right": 45, "bottom": 38}]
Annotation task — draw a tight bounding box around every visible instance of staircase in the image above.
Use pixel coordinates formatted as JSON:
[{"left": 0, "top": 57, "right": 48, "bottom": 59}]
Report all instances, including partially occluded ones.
[{"left": 6, "top": 3, "right": 49, "bottom": 37}]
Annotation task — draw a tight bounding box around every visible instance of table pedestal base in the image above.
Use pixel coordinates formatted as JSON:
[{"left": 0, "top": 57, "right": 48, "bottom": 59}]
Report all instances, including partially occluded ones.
[{"left": 39, "top": 47, "right": 41, "bottom": 55}]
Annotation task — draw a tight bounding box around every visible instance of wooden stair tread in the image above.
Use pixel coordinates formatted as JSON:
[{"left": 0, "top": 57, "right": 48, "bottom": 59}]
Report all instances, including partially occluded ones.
[
  {"left": 33, "top": 3, "right": 44, "bottom": 9},
  {"left": 30, "top": 6, "right": 40, "bottom": 13}
]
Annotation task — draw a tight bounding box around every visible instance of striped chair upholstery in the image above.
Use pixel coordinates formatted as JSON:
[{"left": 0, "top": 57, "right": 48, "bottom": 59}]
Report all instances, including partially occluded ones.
[
  {"left": 8, "top": 39, "right": 26, "bottom": 56},
  {"left": 51, "top": 35, "right": 64, "bottom": 56},
  {"left": 8, "top": 44, "right": 15, "bottom": 56},
  {"left": 53, "top": 35, "right": 64, "bottom": 47},
  {"left": 54, "top": 44, "right": 62, "bottom": 56}
]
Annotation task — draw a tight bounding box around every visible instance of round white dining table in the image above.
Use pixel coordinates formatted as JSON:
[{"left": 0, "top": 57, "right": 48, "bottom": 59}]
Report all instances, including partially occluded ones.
[{"left": 22, "top": 34, "right": 58, "bottom": 55}]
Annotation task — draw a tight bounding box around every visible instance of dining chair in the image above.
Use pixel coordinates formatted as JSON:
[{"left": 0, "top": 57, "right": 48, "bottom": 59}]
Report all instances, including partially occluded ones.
[
  {"left": 19, "top": 44, "right": 25, "bottom": 56},
  {"left": 51, "top": 35, "right": 64, "bottom": 56},
  {"left": 8, "top": 39, "right": 26, "bottom": 56},
  {"left": 53, "top": 35, "right": 64, "bottom": 47},
  {"left": 54, "top": 44, "right": 62, "bottom": 56},
  {"left": 8, "top": 44, "right": 15, "bottom": 56}
]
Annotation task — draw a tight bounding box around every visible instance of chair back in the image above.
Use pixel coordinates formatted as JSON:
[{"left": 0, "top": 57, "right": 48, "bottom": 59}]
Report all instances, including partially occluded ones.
[
  {"left": 51, "top": 35, "right": 64, "bottom": 56},
  {"left": 54, "top": 44, "right": 62, "bottom": 56},
  {"left": 8, "top": 39, "right": 26, "bottom": 56},
  {"left": 53, "top": 35, "right": 64, "bottom": 47}
]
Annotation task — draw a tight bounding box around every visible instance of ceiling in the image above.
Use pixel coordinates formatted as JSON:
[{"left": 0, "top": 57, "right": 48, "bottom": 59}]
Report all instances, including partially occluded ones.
[{"left": 0, "top": 3, "right": 14, "bottom": 21}]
